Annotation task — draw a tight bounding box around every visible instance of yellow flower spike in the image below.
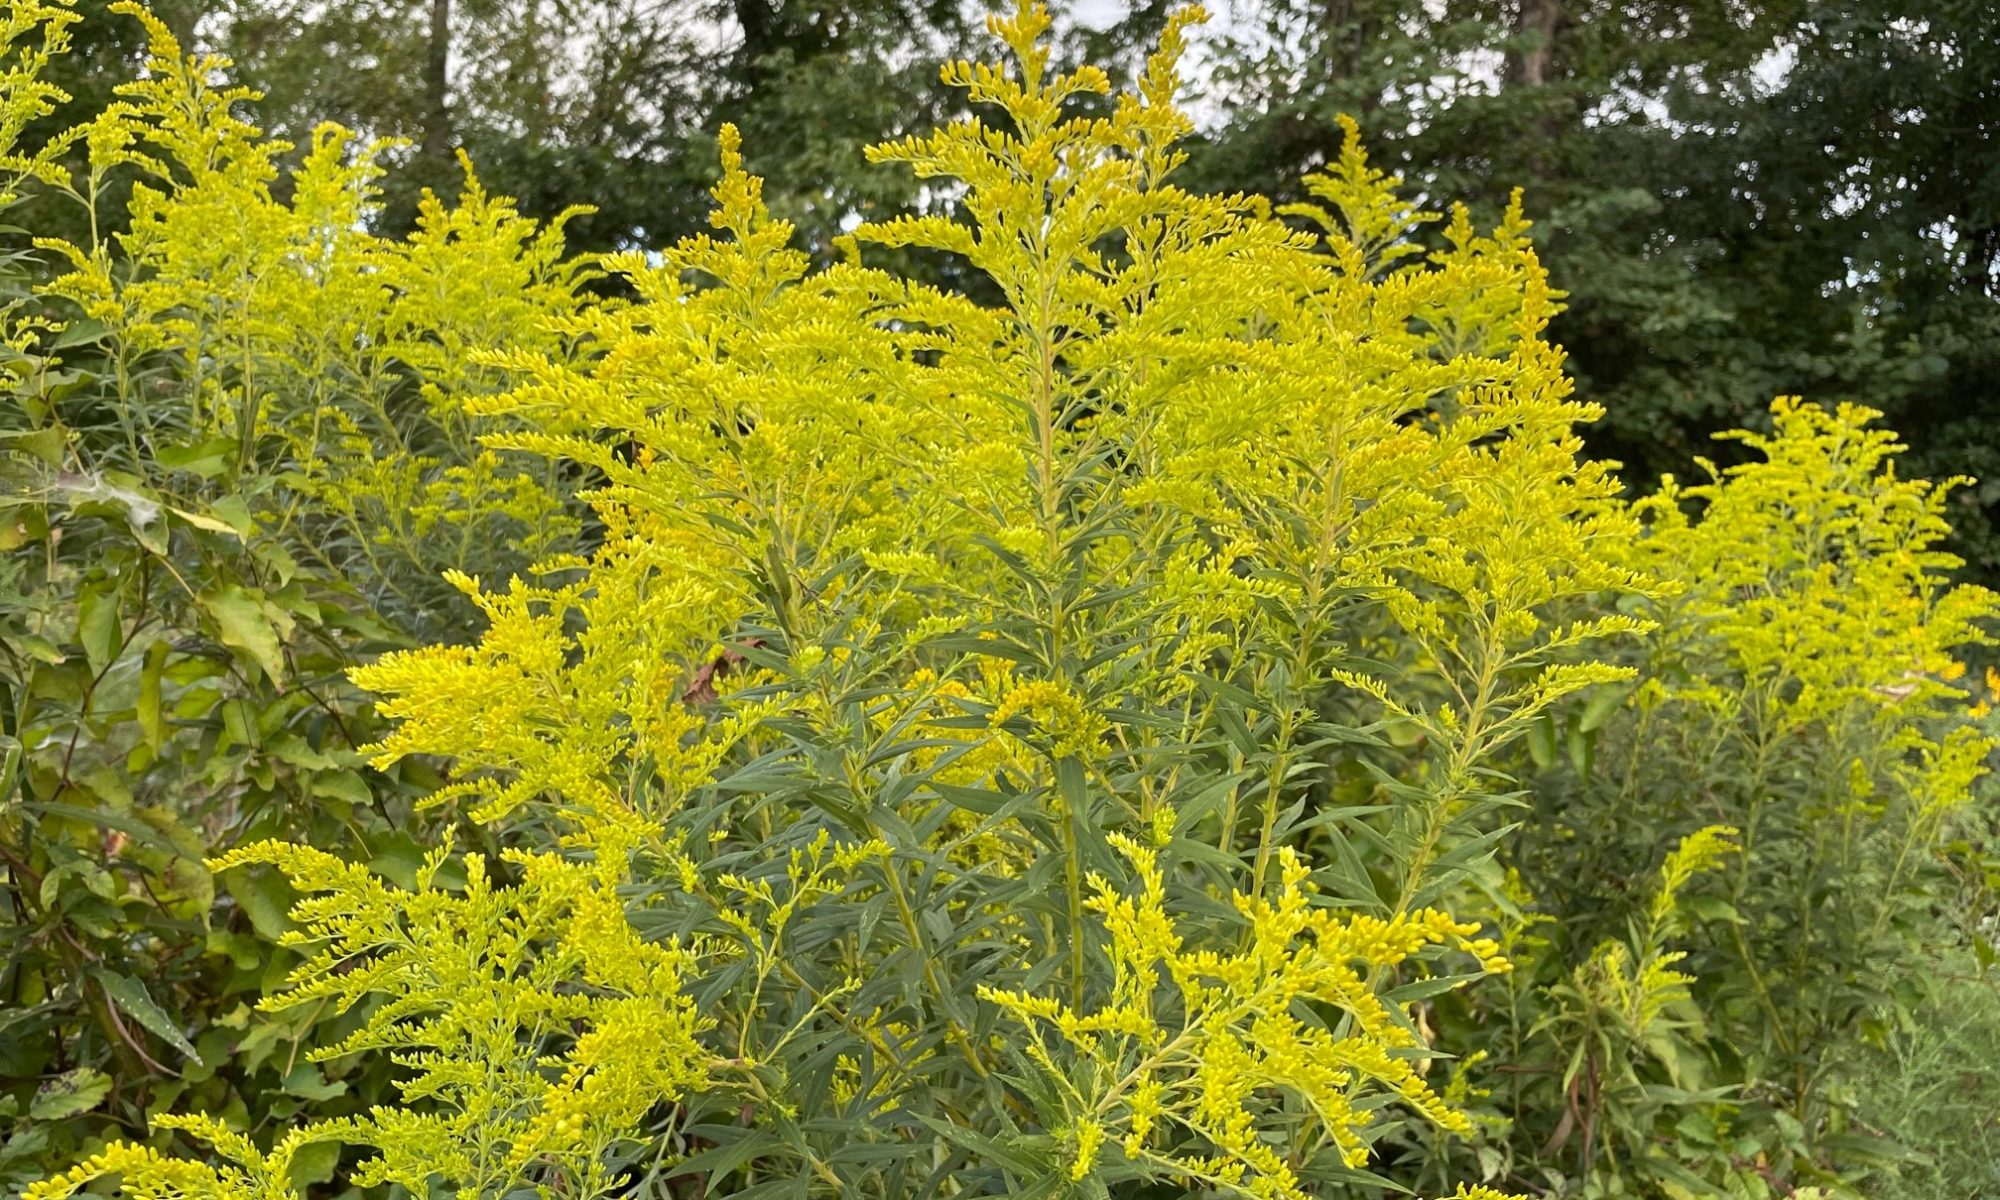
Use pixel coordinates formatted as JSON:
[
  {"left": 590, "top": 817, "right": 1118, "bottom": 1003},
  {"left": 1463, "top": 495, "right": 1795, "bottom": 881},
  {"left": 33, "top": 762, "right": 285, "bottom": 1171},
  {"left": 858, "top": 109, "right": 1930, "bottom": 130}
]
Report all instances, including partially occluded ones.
[
  {"left": 997, "top": 838, "right": 1510, "bottom": 1199},
  {"left": 1069, "top": 1117, "right": 1106, "bottom": 1181}
]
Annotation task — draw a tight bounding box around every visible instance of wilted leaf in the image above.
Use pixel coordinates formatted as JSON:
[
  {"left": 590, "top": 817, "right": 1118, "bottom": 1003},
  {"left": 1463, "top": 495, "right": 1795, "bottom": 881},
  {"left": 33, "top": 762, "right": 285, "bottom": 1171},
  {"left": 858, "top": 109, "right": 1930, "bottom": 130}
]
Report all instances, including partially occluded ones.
[{"left": 167, "top": 504, "right": 244, "bottom": 537}]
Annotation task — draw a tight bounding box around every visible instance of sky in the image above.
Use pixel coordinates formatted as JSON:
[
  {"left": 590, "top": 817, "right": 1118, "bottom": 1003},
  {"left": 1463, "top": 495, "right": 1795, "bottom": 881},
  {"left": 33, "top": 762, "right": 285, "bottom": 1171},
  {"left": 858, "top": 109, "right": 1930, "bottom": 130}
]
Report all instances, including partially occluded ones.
[{"left": 1068, "top": 0, "right": 1128, "bottom": 30}]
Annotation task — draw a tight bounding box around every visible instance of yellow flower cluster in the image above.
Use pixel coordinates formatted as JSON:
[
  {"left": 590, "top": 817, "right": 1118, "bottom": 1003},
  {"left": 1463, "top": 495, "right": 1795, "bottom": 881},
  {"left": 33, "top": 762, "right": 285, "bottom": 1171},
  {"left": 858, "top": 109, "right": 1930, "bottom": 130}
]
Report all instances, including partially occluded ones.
[
  {"left": 1561, "top": 827, "right": 1739, "bottom": 1080},
  {"left": 1635, "top": 398, "right": 1996, "bottom": 734},
  {"left": 25, "top": 0, "right": 586, "bottom": 633},
  {"left": 28, "top": 1115, "right": 338, "bottom": 1200},
  {"left": 987, "top": 840, "right": 1510, "bottom": 1198},
  {"left": 29, "top": 835, "right": 713, "bottom": 1200}
]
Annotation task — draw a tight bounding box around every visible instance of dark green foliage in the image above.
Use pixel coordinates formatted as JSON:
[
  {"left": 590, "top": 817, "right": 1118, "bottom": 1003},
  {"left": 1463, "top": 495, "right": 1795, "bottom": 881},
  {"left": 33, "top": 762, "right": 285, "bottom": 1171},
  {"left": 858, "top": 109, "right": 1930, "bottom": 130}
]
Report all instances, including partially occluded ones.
[{"left": 207, "top": 0, "right": 981, "bottom": 254}]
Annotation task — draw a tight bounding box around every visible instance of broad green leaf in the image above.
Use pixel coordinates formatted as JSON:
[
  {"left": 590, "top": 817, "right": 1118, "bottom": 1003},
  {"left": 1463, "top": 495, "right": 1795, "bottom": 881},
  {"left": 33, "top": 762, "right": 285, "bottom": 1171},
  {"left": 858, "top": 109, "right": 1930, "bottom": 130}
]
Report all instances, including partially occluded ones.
[
  {"left": 15, "top": 633, "right": 64, "bottom": 664},
  {"left": 50, "top": 319, "right": 107, "bottom": 350},
  {"left": 207, "top": 493, "right": 254, "bottom": 534},
  {"left": 223, "top": 865, "right": 295, "bottom": 940},
  {"left": 280, "top": 1064, "right": 347, "bottom": 1102},
  {"left": 311, "top": 770, "right": 374, "bottom": 807},
  {"left": 28, "top": 1068, "right": 111, "bottom": 1121},
  {"left": 199, "top": 584, "right": 286, "bottom": 682},
  {"left": 1578, "top": 681, "right": 1633, "bottom": 732},
  {"left": 1525, "top": 713, "right": 1557, "bottom": 769},
  {"left": 155, "top": 436, "right": 235, "bottom": 479},
  {"left": 76, "top": 583, "right": 122, "bottom": 674},
  {"left": 0, "top": 425, "right": 64, "bottom": 465},
  {"left": 286, "top": 1140, "right": 342, "bottom": 1188}
]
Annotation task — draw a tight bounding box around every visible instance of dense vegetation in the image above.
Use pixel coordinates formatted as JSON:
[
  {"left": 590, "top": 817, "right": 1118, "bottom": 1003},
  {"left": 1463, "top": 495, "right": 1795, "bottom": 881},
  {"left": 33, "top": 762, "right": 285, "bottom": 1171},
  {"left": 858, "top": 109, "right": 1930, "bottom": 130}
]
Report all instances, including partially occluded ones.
[{"left": 1, "top": 2, "right": 1995, "bottom": 1199}]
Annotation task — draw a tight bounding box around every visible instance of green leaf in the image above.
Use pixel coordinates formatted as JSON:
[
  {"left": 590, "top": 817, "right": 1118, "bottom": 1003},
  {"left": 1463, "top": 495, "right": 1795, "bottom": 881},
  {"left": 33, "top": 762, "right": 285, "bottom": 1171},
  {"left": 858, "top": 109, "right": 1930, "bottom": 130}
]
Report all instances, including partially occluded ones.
[
  {"left": 16, "top": 632, "right": 64, "bottom": 664},
  {"left": 77, "top": 583, "right": 122, "bottom": 674},
  {"left": 1, "top": 425, "right": 65, "bottom": 466},
  {"left": 40, "top": 859, "right": 115, "bottom": 907},
  {"left": 909, "top": 1113, "right": 1054, "bottom": 1179},
  {"left": 50, "top": 319, "right": 107, "bottom": 350},
  {"left": 27, "top": 802, "right": 182, "bottom": 857},
  {"left": 1681, "top": 895, "right": 1743, "bottom": 925},
  {"left": 207, "top": 493, "right": 255, "bottom": 535},
  {"left": 1578, "top": 681, "right": 1633, "bottom": 732},
  {"left": 311, "top": 770, "right": 374, "bottom": 807},
  {"left": 155, "top": 436, "right": 235, "bottom": 480},
  {"left": 92, "top": 969, "right": 204, "bottom": 1064},
  {"left": 1525, "top": 714, "right": 1557, "bottom": 769},
  {"left": 1565, "top": 721, "right": 1594, "bottom": 777},
  {"left": 223, "top": 866, "right": 295, "bottom": 940},
  {"left": 163, "top": 855, "right": 215, "bottom": 912},
  {"left": 287, "top": 1140, "right": 341, "bottom": 1188},
  {"left": 669, "top": 1130, "right": 782, "bottom": 1181},
  {"left": 1383, "top": 971, "right": 1487, "bottom": 1003},
  {"left": 199, "top": 584, "right": 286, "bottom": 682},
  {"left": 280, "top": 1064, "right": 348, "bottom": 1102},
  {"left": 138, "top": 639, "right": 168, "bottom": 752},
  {"left": 29, "top": 1068, "right": 111, "bottom": 1120}
]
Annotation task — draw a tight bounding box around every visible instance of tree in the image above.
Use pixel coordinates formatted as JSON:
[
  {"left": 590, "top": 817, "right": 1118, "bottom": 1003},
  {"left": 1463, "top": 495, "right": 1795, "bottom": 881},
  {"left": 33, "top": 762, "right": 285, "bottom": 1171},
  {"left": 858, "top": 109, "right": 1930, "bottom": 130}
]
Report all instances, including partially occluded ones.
[{"left": 200, "top": 0, "right": 979, "bottom": 254}]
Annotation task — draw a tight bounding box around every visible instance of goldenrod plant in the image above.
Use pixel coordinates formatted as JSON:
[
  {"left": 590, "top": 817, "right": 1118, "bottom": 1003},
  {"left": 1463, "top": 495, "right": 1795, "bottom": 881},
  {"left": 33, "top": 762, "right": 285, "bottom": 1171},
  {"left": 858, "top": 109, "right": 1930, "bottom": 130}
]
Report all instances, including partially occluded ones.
[
  {"left": 1460, "top": 400, "right": 2000, "bottom": 1197},
  {"left": 1536, "top": 827, "right": 1739, "bottom": 1188},
  {"left": 0, "top": 0, "right": 589, "bottom": 1184},
  {"left": 4, "top": 0, "right": 1996, "bottom": 1197},
  {"left": 32, "top": 1, "right": 587, "bottom": 636}
]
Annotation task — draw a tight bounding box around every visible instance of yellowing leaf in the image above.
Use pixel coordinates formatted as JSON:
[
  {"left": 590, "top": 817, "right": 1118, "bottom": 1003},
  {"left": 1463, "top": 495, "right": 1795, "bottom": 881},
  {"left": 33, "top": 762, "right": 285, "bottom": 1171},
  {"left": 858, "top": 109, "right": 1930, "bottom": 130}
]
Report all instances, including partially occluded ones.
[{"left": 167, "top": 504, "right": 244, "bottom": 537}]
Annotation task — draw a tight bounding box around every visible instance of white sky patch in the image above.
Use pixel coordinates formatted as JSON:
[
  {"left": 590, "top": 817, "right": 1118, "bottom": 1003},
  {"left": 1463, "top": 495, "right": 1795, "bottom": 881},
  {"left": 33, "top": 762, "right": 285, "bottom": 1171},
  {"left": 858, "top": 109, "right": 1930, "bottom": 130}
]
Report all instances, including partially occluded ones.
[{"left": 1065, "top": 0, "right": 1126, "bottom": 32}]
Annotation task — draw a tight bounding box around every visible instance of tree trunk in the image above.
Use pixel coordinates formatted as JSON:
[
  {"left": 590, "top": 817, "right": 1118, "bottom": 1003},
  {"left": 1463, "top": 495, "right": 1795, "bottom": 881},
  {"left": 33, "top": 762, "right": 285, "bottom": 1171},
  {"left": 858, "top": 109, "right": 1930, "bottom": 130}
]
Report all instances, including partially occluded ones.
[
  {"left": 420, "top": 0, "right": 453, "bottom": 165},
  {"left": 1504, "top": 0, "right": 1564, "bottom": 184},
  {"left": 1507, "top": 0, "right": 1560, "bottom": 88},
  {"left": 732, "top": 0, "right": 784, "bottom": 88}
]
